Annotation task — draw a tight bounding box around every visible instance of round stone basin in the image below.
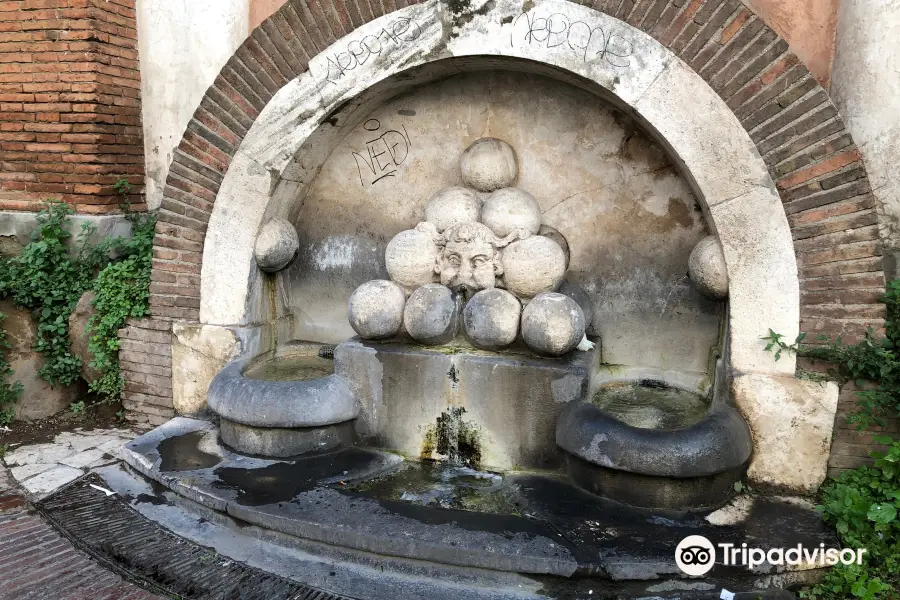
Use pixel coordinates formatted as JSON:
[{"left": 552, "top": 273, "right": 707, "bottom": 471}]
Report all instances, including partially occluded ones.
[
  {"left": 207, "top": 345, "right": 358, "bottom": 458},
  {"left": 557, "top": 372, "right": 752, "bottom": 510},
  {"left": 590, "top": 382, "right": 711, "bottom": 430},
  {"left": 244, "top": 351, "right": 334, "bottom": 382}
]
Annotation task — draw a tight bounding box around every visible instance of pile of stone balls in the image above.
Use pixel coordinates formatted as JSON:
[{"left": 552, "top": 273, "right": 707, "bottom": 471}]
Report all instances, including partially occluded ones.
[{"left": 347, "top": 138, "right": 590, "bottom": 357}]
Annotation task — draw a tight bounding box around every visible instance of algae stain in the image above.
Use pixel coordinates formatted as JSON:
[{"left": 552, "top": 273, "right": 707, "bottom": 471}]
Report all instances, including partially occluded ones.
[
  {"left": 420, "top": 424, "right": 437, "bottom": 460},
  {"left": 265, "top": 275, "right": 277, "bottom": 353},
  {"left": 420, "top": 407, "right": 484, "bottom": 469}
]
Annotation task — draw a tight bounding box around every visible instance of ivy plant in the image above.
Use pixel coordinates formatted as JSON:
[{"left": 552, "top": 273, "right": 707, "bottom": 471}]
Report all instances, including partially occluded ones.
[
  {"left": 0, "top": 202, "right": 116, "bottom": 386},
  {"left": 0, "top": 312, "right": 23, "bottom": 425},
  {"left": 801, "top": 438, "right": 900, "bottom": 600},
  {"left": 0, "top": 181, "right": 155, "bottom": 408},
  {"left": 763, "top": 279, "right": 900, "bottom": 430},
  {"left": 86, "top": 208, "right": 156, "bottom": 401},
  {"left": 764, "top": 281, "right": 900, "bottom": 600}
]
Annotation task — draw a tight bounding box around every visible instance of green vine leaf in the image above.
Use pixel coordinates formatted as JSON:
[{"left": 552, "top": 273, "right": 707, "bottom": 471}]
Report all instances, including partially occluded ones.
[{"left": 0, "top": 191, "right": 155, "bottom": 406}]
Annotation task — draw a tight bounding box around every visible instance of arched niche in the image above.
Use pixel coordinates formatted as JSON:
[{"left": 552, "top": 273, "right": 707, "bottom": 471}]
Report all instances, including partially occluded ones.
[{"left": 199, "top": 0, "right": 798, "bottom": 376}]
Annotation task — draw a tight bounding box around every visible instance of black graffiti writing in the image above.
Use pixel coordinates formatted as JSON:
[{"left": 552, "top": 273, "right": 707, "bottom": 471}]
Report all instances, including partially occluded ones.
[
  {"left": 352, "top": 119, "right": 412, "bottom": 186},
  {"left": 322, "top": 18, "right": 422, "bottom": 86},
  {"left": 510, "top": 11, "right": 633, "bottom": 68}
]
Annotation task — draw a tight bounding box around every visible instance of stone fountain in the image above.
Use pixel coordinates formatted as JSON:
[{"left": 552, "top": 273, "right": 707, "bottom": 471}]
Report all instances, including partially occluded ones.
[
  {"left": 110, "top": 3, "right": 846, "bottom": 593},
  {"left": 119, "top": 132, "right": 833, "bottom": 598},
  {"left": 201, "top": 137, "right": 750, "bottom": 510}
]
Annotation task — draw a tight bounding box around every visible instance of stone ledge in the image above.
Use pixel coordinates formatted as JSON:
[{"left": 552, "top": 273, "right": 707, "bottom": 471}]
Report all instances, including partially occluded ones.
[
  {"left": 119, "top": 416, "right": 839, "bottom": 589},
  {"left": 0, "top": 210, "right": 132, "bottom": 254}
]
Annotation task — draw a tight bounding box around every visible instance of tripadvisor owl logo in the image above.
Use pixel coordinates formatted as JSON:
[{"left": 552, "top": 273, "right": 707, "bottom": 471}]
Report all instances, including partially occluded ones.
[{"left": 675, "top": 535, "right": 716, "bottom": 576}]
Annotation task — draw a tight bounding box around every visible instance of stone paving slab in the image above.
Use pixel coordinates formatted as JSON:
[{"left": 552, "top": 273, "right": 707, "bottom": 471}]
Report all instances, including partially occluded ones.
[{"left": 2, "top": 426, "right": 138, "bottom": 498}]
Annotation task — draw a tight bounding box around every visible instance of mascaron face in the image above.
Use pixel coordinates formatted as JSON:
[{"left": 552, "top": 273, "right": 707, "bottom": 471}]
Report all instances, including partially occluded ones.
[{"left": 439, "top": 237, "right": 498, "bottom": 293}]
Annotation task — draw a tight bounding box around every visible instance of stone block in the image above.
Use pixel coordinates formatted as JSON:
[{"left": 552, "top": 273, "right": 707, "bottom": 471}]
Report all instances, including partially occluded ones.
[
  {"left": 171, "top": 322, "right": 240, "bottom": 414},
  {"left": 634, "top": 56, "right": 773, "bottom": 208},
  {"left": 710, "top": 186, "right": 800, "bottom": 376},
  {"left": 732, "top": 373, "right": 839, "bottom": 494},
  {"left": 1, "top": 300, "right": 82, "bottom": 421},
  {"left": 335, "top": 339, "right": 598, "bottom": 470},
  {"left": 18, "top": 465, "right": 83, "bottom": 497},
  {"left": 67, "top": 291, "right": 100, "bottom": 383}
]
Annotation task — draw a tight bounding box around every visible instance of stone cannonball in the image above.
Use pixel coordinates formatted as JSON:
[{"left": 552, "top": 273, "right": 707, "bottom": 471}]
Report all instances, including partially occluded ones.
[
  {"left": 462, "top": 289, "right": 521, "bottom": 350},
  {"left": 348, "top": 280, "right": 406, "bottom": 339},
  {"left": 522, "top": 292, "right": 586, "bottom": 357},
  {"left": 425, "top": 187, "right": 481, "bottom": 232},
  {"left": 539, "top": 224, "right": 570, "bottom": 270},
  {"left": 403, "top": 284, "right": 459, "bottom": 345},
  {"left": 557, "top": 279, "right": 594, "bottom": 333},
  {"left": 385, "top": 229, "right": 439, "bottom": 290},
  {"left": 689, "top": 236, "right": 729, "bottom": 299},
  {"left": 254, "top": 217, "right": 300, "bottom": 273},
  {"left": 460, "top": 138, "right": 518, "bottom": 192},
  {"left": 502, "top": 236, "right": 567, "bottom": 300},
  {"left": 481, "top": 187, "right": 542, "bottom": 237}
]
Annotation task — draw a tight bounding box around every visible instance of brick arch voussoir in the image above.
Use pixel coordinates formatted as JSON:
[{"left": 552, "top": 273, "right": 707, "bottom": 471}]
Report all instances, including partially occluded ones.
[{"left": 124, "top": 0, "right": 883, "bottom": 424}]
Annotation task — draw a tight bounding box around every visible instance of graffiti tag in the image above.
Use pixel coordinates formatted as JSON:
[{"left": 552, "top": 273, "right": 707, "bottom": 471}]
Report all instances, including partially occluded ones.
[
  {"left": 351, "top": 119, "right": 412, "bottom": 186},
  {"left": 510, "top": 12, "right": 634, "bottom": 67},
  {"left": 321, "top": 17, "right": 422, "bottom": 86}
]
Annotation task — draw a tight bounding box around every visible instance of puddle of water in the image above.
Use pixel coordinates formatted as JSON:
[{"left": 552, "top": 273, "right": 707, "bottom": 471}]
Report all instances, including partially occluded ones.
[
  {"left": 591, "top": 383, "right": 710, "bottom": 430},
  {"left": 243, "top": 354, "right": 335, "bottom": 382},
  {"left": 213, "top": 448, "right": 382, "bottom": 506},
  {"left": 157, "top": 431, "right": 222, "bottom": 472},
  {"left": 347, "top": 460, "right": 521, "bottom": 515}
]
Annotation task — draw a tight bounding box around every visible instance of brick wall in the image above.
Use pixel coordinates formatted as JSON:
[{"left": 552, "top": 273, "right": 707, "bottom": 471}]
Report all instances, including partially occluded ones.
[
  {"left": 122, "top": 0, "right": 888, "bottom": 466},
  {"left": 118, "top": 317, "right": 174, "bottom": 426},
  {"left": 828, "top": 380, "right": 899, "bottom": 477},
  {"left": 0, "top": 0, "right": 144, "bottom": 213}
]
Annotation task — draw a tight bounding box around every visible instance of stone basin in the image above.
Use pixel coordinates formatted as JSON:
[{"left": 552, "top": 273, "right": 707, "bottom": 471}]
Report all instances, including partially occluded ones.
[
  {"left": 556, "top": 368, "right": 752, "bottom": 510},
  {"left": 207, "top": 345, "right": 358, "bottom": 458},
  {"left": 120, "top": 416, "right": 837, "bottom": 592}
]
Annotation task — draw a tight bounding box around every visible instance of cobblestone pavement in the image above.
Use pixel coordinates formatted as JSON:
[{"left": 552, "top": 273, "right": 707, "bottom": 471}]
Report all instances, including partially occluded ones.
[{"left": 0, "top": 458, "right": 164, "bottom": 599}]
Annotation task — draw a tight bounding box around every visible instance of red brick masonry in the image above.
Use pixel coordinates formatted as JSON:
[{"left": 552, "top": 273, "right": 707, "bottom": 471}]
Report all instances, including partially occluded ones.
[
  {"left": 119, "top": 0, "right": 888, "bottom": 470},
  {"left": 0, "top": 0, "right": 144, "bottom": 213}
]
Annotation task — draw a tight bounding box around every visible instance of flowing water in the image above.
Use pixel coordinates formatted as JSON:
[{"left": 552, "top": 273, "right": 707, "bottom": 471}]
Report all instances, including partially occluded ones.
[
  {"left": 348, "top": 461, "right": 521, "bottom": 515},
  {"left": 591, "top": 383, "right": 711, "bottom": 429}
]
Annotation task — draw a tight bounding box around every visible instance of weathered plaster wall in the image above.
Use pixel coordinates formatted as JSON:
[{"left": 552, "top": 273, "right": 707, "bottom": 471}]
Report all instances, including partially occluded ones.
[
  {"left": 136, "top": 0, "right": 250, "bottom": 210},
  {"left": 283, "top": 70, "right": 721, "bottom": 374},
  {"left": 742, "top": 0, "right": 839, "bottom": 87},
  {"left": 831, "top": 0, "right": 900, "bottom": 278},
  {"left": 250, "top": 0, "right": 287, "bottom": 31}
]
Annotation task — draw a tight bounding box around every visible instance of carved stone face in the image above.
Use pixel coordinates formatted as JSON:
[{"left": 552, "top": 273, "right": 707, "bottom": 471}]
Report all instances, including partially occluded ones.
[{"left": 436, "top": 223, "right": 503, "bottom": 294}]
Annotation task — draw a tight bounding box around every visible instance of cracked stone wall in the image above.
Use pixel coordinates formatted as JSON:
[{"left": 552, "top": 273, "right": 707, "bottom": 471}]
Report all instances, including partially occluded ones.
[{"left": 282, "top": 70, "right": 721, "bottom": 374}]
